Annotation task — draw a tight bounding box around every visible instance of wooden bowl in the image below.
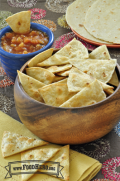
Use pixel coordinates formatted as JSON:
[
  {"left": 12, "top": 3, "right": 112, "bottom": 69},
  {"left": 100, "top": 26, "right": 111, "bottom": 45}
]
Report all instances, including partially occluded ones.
[{"left": 14, "top": 58, "right": 120, "bottom": 144}]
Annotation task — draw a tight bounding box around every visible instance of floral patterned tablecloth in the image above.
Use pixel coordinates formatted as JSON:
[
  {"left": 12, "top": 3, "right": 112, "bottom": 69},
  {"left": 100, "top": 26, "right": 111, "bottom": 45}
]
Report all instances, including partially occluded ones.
[{"left": 0, "top": 0, "right": 120, "bottom": 180}]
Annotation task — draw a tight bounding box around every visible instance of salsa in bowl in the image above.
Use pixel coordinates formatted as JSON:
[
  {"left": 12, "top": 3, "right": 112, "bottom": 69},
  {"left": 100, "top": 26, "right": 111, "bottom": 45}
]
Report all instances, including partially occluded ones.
[
  {"left": 1, "top": 29, "right": 49, "bottom": 54},
  {"left": 0, "top": 23, "right": 54, "bottom": 81}
]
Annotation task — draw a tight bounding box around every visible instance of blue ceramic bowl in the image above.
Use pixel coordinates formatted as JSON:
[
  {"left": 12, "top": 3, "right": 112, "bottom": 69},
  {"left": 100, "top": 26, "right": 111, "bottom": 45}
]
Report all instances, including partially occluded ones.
[{"left": 0, "top": 23, "right": 54, "bottom": 81}]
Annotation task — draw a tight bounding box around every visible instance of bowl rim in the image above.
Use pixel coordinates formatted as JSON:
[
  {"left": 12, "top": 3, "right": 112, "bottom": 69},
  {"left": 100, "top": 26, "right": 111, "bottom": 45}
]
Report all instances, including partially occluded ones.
[
  {"left": 0, "top": 22, "right": 54, "bottom": 58},
  {"left": 15, "top": 57, "right": 120, "bottom": 110}
]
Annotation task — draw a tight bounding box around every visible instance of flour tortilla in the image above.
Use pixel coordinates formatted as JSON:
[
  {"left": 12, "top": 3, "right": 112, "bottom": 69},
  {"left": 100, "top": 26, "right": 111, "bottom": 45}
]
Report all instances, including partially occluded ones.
[
  {"left": 28, "top": 48, "right": 54, "bottom": 67},
  {"left": 84, "top": 0, "right": 120, "bottom": 44},
  {"left": 1, "top": 131, "right": 48, "bottom": 158},
  {"left": 67, "top": 67, "right": 114, "bottom": 94},
  {"left": 38, "top": 79, "right": 76, "bottom": 107},
  {"left": 37, "top": 38, "right": 89, "bottom": 66},
  {"left": 69, "top": 58, "right": 117, "bottom": 83},
  {"left": 26, "top": 67, "right": 55, "bottom": 85},
  {"left": 66, "top": 0, "right": 111, "bottom": 44},
  {"left": 60, "top": 79, "right": 106, "bottom": 108},
  {"left": 21, "top": 147, "right": 59, "bottom": 181},
  {"left": 17, "top": 70, "right": 45, "bottom": 102},
  {"left": 6, "top": 11, "right": 31, "bottom": 34}
]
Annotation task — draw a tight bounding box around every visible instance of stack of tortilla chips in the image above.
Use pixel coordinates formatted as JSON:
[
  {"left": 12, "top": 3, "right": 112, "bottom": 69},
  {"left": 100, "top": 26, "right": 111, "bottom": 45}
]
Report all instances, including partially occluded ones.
[
  {"left": 18, "top": 38, "right": 118, "bottom": 108},
  {"left": 1, "top": 130, "right": 69, "bottom": 181},
  {"left": 0, "top": 111, "right": 103, "bottom": 181}
]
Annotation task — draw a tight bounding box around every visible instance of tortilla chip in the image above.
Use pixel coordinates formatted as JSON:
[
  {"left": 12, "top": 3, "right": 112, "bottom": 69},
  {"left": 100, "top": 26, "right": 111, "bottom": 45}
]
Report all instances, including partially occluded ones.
[
  {"left": 69, "top": 58, "right": 117, "bottom": 83},
  {"left": 67, "top": 67, "right": 114, "bottom": 95},
  {"left": 56, "top": 69, "right": 71, "bottom": 77},
  {"left": 21, "top": 147, "right": 59, "bottom": 181},
  {"left": 89, "top": 45, "right": 111, "bottom": 59},
  {"left": 47, "top": 64, "right": 72, "bottom": 73},
  {"left": 60, "top": 79, "right": 106, "bottom": 108},
  {"left": 104, "top": 88, "right": 115, "bottom": 96},
  {"left": 6, "top": 11, "right": 31, "bottom": 34},
  {"left": 28, "top": 48, "right": 54, "bottom": 67},
  {"left": 108, "top": 70, "right": 119, "bottom": 87},
  {"left": 38, "top": 79, "right": 76, "bottom": 107},
  {"left": 67, "top": 67, "right": 95, "bottom": 92},
  {"left": 37, "top": 38, "right": 89, "bottom": 66},
  {"left": 17, "top": 70, "right": 45, "bottom": 102},
  {"left": 1, "top": 131, "right": 48, "bottom": 158},
  {"left": 50, "top": 145, "right": 69, "bottom": 181},
  {"left": 39, "top": 145, "right": 69, "bottom": 181},
  {"left": 26, "top": 67, "right": 55, "bottom": 85},
  {"left": 52, "top": 76, "right": 66, "bottom": 83},
  {"left": 89, "top": 45, "right": 118, "bottom": 87}
]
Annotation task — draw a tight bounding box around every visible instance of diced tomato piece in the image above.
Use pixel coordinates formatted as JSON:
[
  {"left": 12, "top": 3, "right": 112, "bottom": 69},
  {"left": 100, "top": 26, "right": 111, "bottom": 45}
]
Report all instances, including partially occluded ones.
[
  {"left": 17, "top": 37, "right": 23, "bottom": 44},
  {"left": 23, "top": 50, "right": 28, "bottom": 54},
  {"left": 39, "top": 39, "right": 44, "bottom": 44},
  {"left": 11, "top": 44, "right": 16, "bottom": 47},
  {"left": 11, "top": 37, "right": 17, "bottom": 44},
  {"left": 30, "top": 31, "right": 38, "bottom": 36},
  {"left": 5, "top": 32, "right": 13, "bottom": 39},
  {"left": 24, "top": 37, "right": 32, "bottom": 44},
  {"left": 36, "top": 44, "right": 41, "bottom": 50},
  {"left": 15, "top": 47, "right": 23, "bottom": 51},
  {"left": 31, "top": 39, "right": 39, "bottom": 44},
  {"left": 19, "top": 42, "right": 24, "bottom": 47}
]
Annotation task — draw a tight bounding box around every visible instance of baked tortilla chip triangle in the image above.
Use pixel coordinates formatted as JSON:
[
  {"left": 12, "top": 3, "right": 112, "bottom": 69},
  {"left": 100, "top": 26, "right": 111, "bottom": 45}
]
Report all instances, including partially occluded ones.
[
  {"left": 37, "top": 38, "right": 89, "bottom": 66},
  {"left": 89, "top": 45, "right": 118, "bottom": 87},
  {"left": 89, "top": 45, "right": 111, "bottom": 60},
  {"left": 52, "top": 75, "right": 66, "bottom": 83},
  {"left": 49, "top": 145, "right": 69, "bottom": 181},
  {"left": 56, "top": 69, "right": 71, "bottom": 77},
  {"left": 1, "top": 131, "right": 48, "bottom": 158},
  {"left": 28, "top": 48, "right": 54, "bottom": 67},
  {"left": 39, "top": 145, "right": 69, "bottom": 181},
  {"left": 67, "top": 67, "right": 95, "bottom": 92},
  {"left": 21, "top": 147, "right": 59, "bottom": 181},
  {"left": 38, "top": 79, "right": 76, "bottom": 107},
  {"left": 67, "top": 67, "right": 114, "bottom": 95},
  {"left": 69, "top": 58, "right": 117, "bottom": 83},
  {"left": 108, "top": 70, "right": 119, "bottom": 87},
  {"left": 60, "top": 79, "right": 106, "bottom": 108},
  {"left": 6, "top": 11, "right": 31, "bottom": 34},
  {"left": 47, "top": 64, "right": 72, "bottom": 73},
  {"left": 26, "top": 67, "right": 55, "bottom": 85},
  {"left": 17, "top": 70, "right": 45, "bottom": 102}
]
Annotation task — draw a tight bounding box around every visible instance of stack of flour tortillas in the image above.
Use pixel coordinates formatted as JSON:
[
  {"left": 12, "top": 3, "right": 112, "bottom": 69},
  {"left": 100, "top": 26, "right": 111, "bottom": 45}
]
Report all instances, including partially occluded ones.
[{"left": 66, "top": 0, "right": 120, "bottom": 44}]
